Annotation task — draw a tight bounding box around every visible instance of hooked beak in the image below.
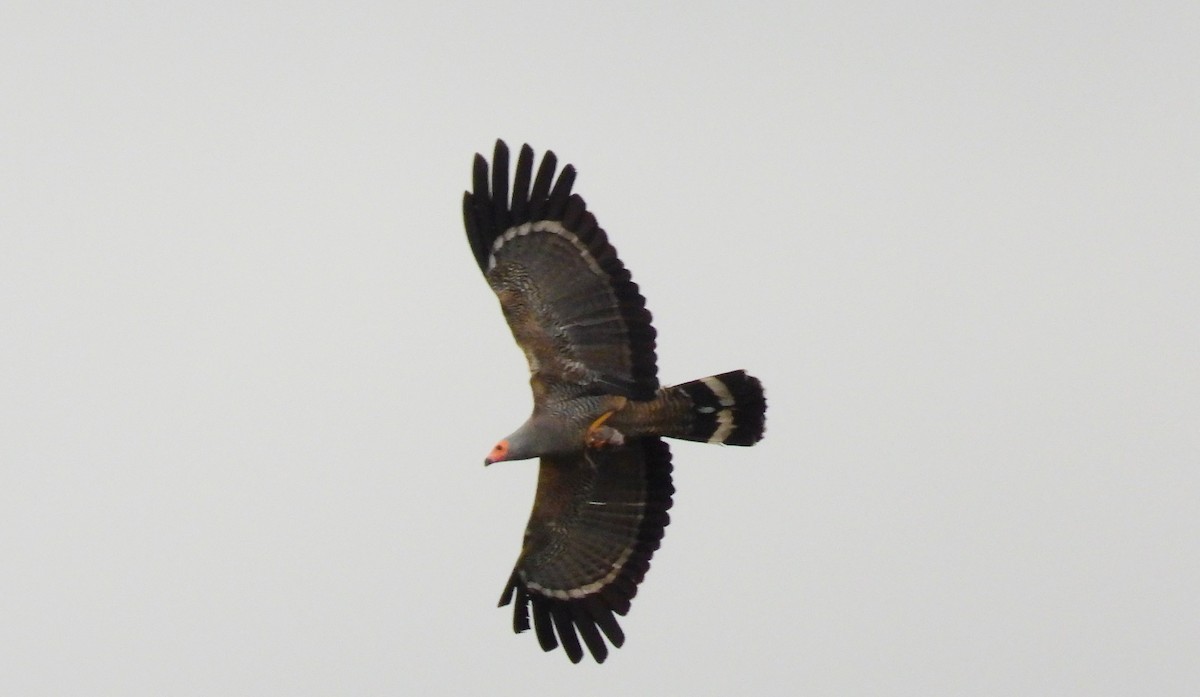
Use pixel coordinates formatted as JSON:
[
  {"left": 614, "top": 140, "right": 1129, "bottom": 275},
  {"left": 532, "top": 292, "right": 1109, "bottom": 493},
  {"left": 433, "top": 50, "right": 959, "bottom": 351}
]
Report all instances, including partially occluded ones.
[{"left": 485, "top": 439, "right": 509, "bottom": 466}]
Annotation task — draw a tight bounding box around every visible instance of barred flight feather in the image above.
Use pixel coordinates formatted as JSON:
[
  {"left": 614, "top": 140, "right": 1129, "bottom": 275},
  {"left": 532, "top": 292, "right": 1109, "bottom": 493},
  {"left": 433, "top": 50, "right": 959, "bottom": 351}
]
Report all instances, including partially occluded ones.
[
  {"left": 497, "top": 437, "right": 673, "bottom": 663},
  {"left": 463, "top": 140, "right": 658, "bottom": 400}
]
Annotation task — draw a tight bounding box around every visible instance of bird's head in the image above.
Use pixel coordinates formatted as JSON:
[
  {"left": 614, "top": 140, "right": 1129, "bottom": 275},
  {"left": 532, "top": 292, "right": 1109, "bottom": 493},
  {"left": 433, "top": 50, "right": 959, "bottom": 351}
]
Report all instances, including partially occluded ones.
[{"left": 483, "top": 423, "right": 546, "bottom": 465}]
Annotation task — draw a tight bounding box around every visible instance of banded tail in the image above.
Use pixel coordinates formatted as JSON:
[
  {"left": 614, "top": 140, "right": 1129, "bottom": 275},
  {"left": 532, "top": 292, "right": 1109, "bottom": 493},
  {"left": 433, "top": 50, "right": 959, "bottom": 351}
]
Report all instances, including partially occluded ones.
[{"left": 669, "top": 370, "right": 766, "bottom": 446}]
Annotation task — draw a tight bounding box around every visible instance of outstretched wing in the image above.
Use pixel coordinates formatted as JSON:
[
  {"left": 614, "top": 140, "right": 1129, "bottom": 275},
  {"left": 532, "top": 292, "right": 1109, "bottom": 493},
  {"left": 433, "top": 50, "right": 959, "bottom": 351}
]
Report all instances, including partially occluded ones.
[
  {"left": 497, "top": 437, "right": 674, "bottom": 663},
  {"left": 463, "top": 140, "right": 658, "bottom": 400}
]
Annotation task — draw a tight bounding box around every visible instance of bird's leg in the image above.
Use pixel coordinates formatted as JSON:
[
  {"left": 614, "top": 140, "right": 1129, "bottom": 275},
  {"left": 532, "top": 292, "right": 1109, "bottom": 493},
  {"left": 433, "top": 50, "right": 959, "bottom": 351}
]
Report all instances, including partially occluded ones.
[{"left": 585, "top": 397, "right": 628, "bottom": 449}]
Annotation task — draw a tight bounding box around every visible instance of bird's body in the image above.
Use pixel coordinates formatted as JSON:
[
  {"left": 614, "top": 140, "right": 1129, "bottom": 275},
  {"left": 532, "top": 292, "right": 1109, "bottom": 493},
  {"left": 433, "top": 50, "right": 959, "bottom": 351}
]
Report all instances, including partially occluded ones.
[{"left": 462, "top": 141, "right": 766, "bottom": 663}]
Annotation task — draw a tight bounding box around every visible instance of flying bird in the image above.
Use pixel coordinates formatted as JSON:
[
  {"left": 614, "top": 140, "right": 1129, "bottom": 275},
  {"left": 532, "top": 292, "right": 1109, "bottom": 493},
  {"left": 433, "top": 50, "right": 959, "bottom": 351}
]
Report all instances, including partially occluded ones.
[{"left": 462, "top": 140, "right": 767, "bottom": 663}]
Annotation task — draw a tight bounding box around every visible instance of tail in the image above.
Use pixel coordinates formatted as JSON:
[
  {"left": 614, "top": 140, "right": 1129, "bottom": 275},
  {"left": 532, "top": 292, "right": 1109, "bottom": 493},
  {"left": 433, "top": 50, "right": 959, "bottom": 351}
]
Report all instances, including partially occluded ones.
[{"left": 668, "top": 370, "right": 766, "bottom": 446}]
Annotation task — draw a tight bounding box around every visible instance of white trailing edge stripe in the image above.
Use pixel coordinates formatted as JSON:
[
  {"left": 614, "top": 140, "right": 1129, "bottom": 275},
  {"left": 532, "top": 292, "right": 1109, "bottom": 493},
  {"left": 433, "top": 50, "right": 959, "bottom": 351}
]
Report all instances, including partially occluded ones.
[
  {"left": 523, "top": 546, "right": 636, "bottom": 600},
  {"left": 488, "top": 220, "right": 605, "bottom": 277}
]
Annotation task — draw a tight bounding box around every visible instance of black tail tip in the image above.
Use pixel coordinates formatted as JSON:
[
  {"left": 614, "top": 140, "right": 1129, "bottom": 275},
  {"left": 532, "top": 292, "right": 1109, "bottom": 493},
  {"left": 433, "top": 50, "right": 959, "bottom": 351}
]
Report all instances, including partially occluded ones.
[
  {"left": 680, "top": 370, "right": 767, "bottom": 446},
  {"left": 716, "top": 370, "right": 767, "bottom": 445}
]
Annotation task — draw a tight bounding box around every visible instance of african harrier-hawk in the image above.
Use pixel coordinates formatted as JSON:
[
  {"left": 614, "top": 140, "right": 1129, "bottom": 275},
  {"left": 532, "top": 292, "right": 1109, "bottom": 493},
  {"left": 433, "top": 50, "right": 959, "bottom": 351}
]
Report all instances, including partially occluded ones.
[{"left": 462, "top": 140, "right": 766, "bottom": 663}]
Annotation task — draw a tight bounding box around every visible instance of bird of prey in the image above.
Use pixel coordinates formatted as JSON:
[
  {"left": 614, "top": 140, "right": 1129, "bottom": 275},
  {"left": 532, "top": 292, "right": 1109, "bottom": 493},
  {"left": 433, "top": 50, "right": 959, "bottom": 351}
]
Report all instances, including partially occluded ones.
[{"left": 462, "top": 140, "right": 767, "bottom": 663}]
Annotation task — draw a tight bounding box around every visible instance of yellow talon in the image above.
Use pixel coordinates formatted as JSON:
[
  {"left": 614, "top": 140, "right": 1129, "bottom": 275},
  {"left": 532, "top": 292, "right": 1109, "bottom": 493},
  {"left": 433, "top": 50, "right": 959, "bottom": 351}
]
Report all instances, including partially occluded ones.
[
  {"left": 585, "top": 401, "right": 627, "bottom": 448},
  {"left": 588, "top": 410, "right": 617, "bottom": 432}
]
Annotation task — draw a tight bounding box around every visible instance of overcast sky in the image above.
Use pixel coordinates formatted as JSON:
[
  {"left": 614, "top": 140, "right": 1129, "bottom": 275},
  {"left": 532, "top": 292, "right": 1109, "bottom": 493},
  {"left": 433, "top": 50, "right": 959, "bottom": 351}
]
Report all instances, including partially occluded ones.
[{"left": 2, "top": 2, "right": 1197, "bottom": 695}]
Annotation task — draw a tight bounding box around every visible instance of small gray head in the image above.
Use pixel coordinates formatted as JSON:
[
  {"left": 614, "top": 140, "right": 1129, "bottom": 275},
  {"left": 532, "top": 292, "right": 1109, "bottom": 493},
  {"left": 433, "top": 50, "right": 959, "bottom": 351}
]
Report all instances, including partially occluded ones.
[
  {"left": 483, "top": 425, "right": 538, "bottom": 465},
  {"left": 483, "top": 413, "right": 582, "bottom": 465}
]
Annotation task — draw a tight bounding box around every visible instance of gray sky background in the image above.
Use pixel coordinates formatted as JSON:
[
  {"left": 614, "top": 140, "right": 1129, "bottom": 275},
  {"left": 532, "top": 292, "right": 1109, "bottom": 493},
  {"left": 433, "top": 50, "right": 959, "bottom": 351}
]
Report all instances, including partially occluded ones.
[{"left": 2, "top": 2, "right": 1197, "bottom": 695}]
